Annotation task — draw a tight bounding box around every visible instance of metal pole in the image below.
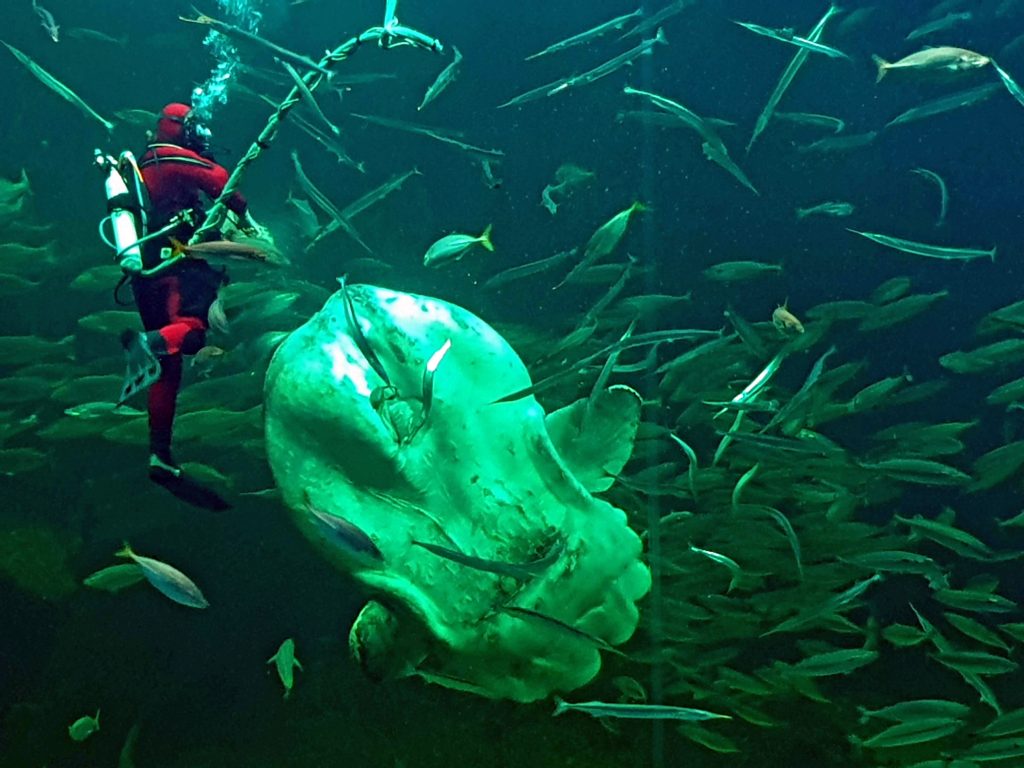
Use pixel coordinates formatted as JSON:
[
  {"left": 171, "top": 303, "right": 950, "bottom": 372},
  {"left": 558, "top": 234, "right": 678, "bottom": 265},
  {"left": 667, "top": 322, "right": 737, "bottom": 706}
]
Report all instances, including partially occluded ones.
[{"left": 190, "top": 23, "right": 442, "bottom": 245}]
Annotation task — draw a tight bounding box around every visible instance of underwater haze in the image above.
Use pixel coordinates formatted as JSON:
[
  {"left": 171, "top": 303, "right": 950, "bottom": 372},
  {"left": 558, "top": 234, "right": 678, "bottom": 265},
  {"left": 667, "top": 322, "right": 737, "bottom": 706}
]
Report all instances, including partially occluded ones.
[{"left": 5, "top": 0, "right": 1024, "bottom": 766}]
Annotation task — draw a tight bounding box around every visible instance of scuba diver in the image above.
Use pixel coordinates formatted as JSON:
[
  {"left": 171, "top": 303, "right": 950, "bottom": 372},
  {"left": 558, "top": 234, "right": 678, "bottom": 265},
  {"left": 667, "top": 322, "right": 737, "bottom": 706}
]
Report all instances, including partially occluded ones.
[{"left": 109, "top": 102, "right": 266, "bottom": 505}]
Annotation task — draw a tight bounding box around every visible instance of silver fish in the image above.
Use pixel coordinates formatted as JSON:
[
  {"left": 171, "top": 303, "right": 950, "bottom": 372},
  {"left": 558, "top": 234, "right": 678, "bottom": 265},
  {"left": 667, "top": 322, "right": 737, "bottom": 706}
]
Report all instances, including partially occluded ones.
[
  {"left": 873, "top": 46, "right": 990, "bottom": 83},
  {"left": 304, "top": 494, "right": 383, "bottom": 561},
  {"left": 747, "top": 4, "right": 842, "bottom": 152},
  {"left": 525, "top": 8, "right": 642, "bottom": 60},
  {"left": 180, "top": 11, "right": 333, "bottom": 78},
  {"left": 116, "top": 543, "right": 209, "bottom": 609},
  {"left": 32, "top": 0, "right": 59, "bottom": 42},
  {"left": 412, "top": 536, "right": 562, "bottom": 580},
  {"left": 848, "top": 229, "right": 995, "bottom": 262},
  {"left": 267, "top": 638, "right": 303, "bottom": 698},
  {"left": 554, "top": 698, "right": 729, "bottom": 721},
  {"left": 418, "top": 45, "right": 463, "bottom": 110},
  {"left": 423, "top": 225, "right": 494, "bottom": 267},
  {"left": 734, "top": 20, "right": 850, "bottom": 59},
  {"left": 910, "top": 168, "right": 948, "bottom": 227},
  {"left": 2, "top": 41, "right": 114, "bottom": 131},
  {"left": 277, "top": 58, "right": 340, "bottom": 136}
]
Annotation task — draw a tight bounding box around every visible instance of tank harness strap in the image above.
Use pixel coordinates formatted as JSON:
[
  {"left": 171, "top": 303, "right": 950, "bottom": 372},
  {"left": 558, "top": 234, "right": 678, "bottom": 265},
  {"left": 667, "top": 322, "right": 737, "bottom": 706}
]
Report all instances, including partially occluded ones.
[{"left": 139, "top": 145, "right": 215, "bottom": 170}]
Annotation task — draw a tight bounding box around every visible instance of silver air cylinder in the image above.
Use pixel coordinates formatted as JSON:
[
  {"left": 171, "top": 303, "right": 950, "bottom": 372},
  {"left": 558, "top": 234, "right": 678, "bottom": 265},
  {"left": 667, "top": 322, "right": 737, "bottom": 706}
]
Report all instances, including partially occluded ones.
[{"left": 100, "top": 151, "right": 142, "bottom": 273}]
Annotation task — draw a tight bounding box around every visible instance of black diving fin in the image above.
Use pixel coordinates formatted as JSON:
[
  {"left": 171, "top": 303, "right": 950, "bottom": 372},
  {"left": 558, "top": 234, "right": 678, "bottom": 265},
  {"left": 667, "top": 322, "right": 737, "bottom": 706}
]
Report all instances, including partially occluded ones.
[{"left": 149, "top": 467, "right": 232, "bottom": 511}]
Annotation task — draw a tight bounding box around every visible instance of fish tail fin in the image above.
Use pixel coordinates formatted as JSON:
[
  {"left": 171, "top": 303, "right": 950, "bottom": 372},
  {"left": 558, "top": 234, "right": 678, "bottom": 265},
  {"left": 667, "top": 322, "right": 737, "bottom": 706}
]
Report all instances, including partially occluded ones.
[
  {"left": 871, "top": 55, "right": 889, "bottom": 83},
  {"left": 479, "top": 224, "right": 494, "bottom": 252},
  {"left": 654, "top": 27, "right": 668, "bottom": 45},
  {"left": 115, "top": 541, "right": 133, "bottom": 559},
  {"left": 991, "top": 247, "right": 998, "bottom": 262},
  {"left": 552, "top": 696, "right": 568, "bottom": 716}
]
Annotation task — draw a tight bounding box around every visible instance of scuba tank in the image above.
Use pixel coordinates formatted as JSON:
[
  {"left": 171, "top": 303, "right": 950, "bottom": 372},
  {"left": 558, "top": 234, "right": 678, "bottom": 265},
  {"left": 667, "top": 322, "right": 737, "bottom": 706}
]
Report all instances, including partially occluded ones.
[{"left": 94, "top": 149, "right": 149, "bottom": 273}]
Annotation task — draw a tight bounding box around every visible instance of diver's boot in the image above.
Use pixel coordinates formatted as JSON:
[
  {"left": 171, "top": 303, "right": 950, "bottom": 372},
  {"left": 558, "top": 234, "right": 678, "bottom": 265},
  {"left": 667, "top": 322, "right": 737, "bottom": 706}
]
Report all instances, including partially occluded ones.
[{"left": 119, "top": 330, "right": 162, "bottom": 404}]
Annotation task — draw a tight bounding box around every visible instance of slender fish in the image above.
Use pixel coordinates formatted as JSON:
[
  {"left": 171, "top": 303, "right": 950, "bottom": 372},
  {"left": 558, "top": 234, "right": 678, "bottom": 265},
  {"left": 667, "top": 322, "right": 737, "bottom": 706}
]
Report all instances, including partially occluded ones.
[
  {"left": 179, "top": 12, "right": 333, "bottom": 78},
  {"left": 747, "top": 4, "right": 842, "bottom": 151},
  {"left": 734, "top": 20, "right": 850, "bottom": 59},
  {"left": 2, "top": 41, "right": 114, "bottom": 131},
  {"left": 910, "top": 168, "right": 949, "bottom": 227},
  {"left": 418, "top": 46, "right": 463, "bottom": 110},
  {"left": 32, "top": 0, "right": 59, "bottom": 42},
  {"left": 525, "top": 8, "right": 642, "bottom": 60},
  {"left": 848, "top": 229, "right": 995, "bottom": 262},
  {"left": 554, "top": 698, "right": 729, "bottom": 721}
]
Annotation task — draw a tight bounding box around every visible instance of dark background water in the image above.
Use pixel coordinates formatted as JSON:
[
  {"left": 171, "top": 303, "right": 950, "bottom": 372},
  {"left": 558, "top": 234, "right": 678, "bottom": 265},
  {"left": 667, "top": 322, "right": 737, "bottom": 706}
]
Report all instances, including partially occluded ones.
[{"left": 2, "top": 0, "right": 1024, "bottom": 765}]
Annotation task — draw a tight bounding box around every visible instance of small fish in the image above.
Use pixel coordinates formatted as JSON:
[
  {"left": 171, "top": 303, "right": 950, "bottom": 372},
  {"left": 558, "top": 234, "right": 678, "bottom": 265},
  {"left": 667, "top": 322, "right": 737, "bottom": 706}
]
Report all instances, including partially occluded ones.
[
  {"left": 854, "top": 716, "right": 963, "bottom": 749},
  {"left": 689, "top": 545, "right": 743, "bottom": 592},
  {"left": 872, "top": 47, "right": 990, "bottom": 83},
  {"left": 798, "top": 131, "right": 878, "bottom": 154},
  {"left": 621, "top": 0, "right": 691, "bottom": 40},
  {"left": 772, "top": 303, "right": 805, "bottom": 334},
  {"left": 734, "top": 20, "right": 850, "bottom": 59},
  {"left": 170, "top": 237, "right": 268, "bottom": 263},
  {"left": 418, "top": 45, "right": 463, "bottom": 110},
  {"left": 774, "top": 111, "right": 845, "bottom": 133},
  {"left": 906, "top": 11, "right": 972, "bottom": 41},
  {"left": 64, "top": 401, "right": 144, "bottom": 420},
  {"left": 526, "top": 8, "right": 642, "bottom": 60},
  {"left": 2, "top": 41, "right": 114, "bottom": 131},
  {"left": 554, "top": 697, "right": 729, "bottom": 721},
  {"left": 747, "top": 4, "right": 842, "bottom": 151},
  {"left": 32, "top": 0, "right": 59, "bottom": 42},
  {"left": 65, "top": 27, "right": 128, "bottom": 46},
  {"left": 992, "top": 59, "right": 1024, "bottom": 110},
  {"left": 207, "top": 296, "right": 230, "bottom": 335},
  {"left": 702, "top": 140, "right": 758, "bottom": 195},
  {"left": 500, "top": 605, "right": 623, "bottom": 655},
  {"left": 785, "top": 648, "right": 879, "bottom": 677},
  {"left": 116, "top": 543, "right": 209, "bottom": 609},
  {"left": 559, "top": 201, "right": 645, "bottom": 285},
  {"left": 304, "top": 494, "right": 383, "bottom": 561},
  {"left": 885, "top": 82, "right": 999, "bottom": 129},
  {"left": 419, "top": 339, "right": 451, "bottom": 424},
  {"left": 541, "top": 30, "right": 667, "bottom": 101},
  {"left": 962, "top": 737, "right": 1024, "bottom": 762},
  {"left": 848, "top": 229, "right": 995, "bottom": 262},
  {"left": 179, "top": 12, "right": 333, "bottom": 78},
  {"left": 267, "top": 638, "right": 303, "bottom": 698},
  {"left": 412, "top": 537, "right": 562, "bottom": 581},
  {"left": 68, "top": 710, "right": 100, "bottom": 741},
  {"left": 423, "top": 224, "right": 493, "bottom": 267},
  {"left": 82, "top": 563, "right": 145, "bottom": 592},
  {"left": 703, "top": 260, "right": 782, "bottom": 282},
  {"left": 910, "top": 168, "right": 948, "bottom": 227},
  {"left": 277, "top": 58, "right": 340, "bottom": 136},
  {"left": 933, "top": 650, "right": 1019, "bottom": 676},
  {"left": 858, "top": 699, "right": 970, "bottom": 725},
  {"left": 191, "top": 345, "right": 225, "bottom": 365},
  {"left": 796, "top": 201, "right": 854, "bottom": 219}
]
